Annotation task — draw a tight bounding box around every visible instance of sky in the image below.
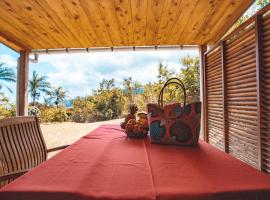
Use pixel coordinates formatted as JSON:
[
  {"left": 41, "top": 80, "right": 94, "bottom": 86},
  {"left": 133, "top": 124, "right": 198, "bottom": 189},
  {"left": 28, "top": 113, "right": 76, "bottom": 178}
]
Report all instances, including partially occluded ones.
[{"left": 0, "top": 43, "right": 198, "bottom": 103}]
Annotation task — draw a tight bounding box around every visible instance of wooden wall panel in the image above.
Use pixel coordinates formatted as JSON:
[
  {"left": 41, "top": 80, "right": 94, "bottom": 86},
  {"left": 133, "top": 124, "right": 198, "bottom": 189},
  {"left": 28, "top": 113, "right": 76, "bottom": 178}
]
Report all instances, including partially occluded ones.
[
  {"left": 262, "top": 12, "right": 270, "bottom": 173},
  {"left": 205, "top": 47, "right": 224, "bottom": 150},
  {"left": 204, "top": 6, "right": 270, "bottom": 172}
]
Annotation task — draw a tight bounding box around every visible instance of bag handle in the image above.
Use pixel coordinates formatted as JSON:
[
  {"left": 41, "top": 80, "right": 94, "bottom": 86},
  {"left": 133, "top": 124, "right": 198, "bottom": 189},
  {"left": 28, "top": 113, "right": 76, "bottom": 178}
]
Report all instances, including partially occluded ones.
[{"left": 158, "top": 78, "right": 186, "bottom": 108}]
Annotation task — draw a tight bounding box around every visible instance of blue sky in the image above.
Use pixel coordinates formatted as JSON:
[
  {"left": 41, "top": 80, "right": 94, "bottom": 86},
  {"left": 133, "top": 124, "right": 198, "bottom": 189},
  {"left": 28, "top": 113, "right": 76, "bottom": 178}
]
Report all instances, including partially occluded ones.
[{"left": 0, "top": 43, "right": 198, "bottom": 103}]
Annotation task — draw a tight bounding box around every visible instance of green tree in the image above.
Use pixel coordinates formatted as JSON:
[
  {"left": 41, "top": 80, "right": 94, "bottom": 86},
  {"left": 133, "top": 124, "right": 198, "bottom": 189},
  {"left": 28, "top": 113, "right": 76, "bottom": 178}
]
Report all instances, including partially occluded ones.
[
  {"left": 50, "top": 86, "right": 68, "bottom": 108},
  {"left": 123, "top": 77, "right": 133, "bottom": 104},
  {"left": 0, "top": 63, "right": 16, "bottom": 93},
  {"left": 180, "top": 56, "right": 200, "bottom": 102},
  {"left": 98, "top": 78, "right": 115, "bottom": 92},
  {"left": 157, "top": 62, "right": 175, "bottom": 84},
  {"left": 257, "top": 0, "right": 270, "bottom": 7},
  {"left": 28, "top": 71, "right": 51, "bottom": 105}
]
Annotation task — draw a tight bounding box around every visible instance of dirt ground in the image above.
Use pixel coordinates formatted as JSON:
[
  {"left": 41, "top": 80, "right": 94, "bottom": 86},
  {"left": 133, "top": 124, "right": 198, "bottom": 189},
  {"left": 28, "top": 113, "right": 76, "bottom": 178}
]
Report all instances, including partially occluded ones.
[{"left": 41, "top": 118, "right": 122, "bottom": 157}]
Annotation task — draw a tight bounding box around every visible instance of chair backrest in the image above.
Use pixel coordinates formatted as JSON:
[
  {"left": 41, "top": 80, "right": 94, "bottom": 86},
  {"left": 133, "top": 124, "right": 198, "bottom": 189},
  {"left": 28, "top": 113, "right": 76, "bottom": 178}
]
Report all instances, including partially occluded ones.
[{"left": 0, "top": 116, "right": 47, "bottom": 187}]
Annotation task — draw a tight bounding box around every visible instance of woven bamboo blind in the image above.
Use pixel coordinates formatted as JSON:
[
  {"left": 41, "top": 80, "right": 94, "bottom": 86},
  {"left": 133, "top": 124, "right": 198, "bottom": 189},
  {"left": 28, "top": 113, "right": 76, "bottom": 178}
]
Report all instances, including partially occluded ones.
[
  {"left": 205, "top": 47, "right": 224, "bottom": 150},
  {"left": 204, "top": 5, "right": 270, "bottom": 172}
]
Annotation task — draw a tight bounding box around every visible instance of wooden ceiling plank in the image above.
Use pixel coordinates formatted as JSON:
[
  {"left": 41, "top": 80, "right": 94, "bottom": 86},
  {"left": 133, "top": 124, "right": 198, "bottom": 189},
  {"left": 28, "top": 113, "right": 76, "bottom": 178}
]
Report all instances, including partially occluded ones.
[
  {"left": 76, "top": 0, "right": 107, "bottom": 47},
  {"left": 207, "top": 0, "right": 254, "bottom": 44},
  {"left": 183, "top": 0, "right": 224, "bottom": 44},
  {"left": 195, "top": 0, "right": 233, "bottom": 44},
  {"left": 0, "top": 16, "right": 42, "bottom": 49},
  {"left": 114, "top": 0, "right": 134, "bottom": 46},
  {"left": 167, "top": 0, "right": 198, "bottom": 45},
  {"left": 0, "top": 0, "right": 68, "bottom": 49},
  {"left": 44, "top": 0, "right": 92, "bottom": 48},
  {"left": 0, "top": 2, "right": 51, "bottom": 49},
  {"left": 145, "top": 0, "right": 166, "bottom": 45},
  {"left": 177, "top": 0, "right": 210, "bottom": 44},
  {"left": 130, "top": 0, "right": 147, "bottom": 46},
  {"left": 15, "top": 0, "right": 67, "bottom": 48},
  {"left": 156, "top": 0, "right": 183, "bottom": 45},
  {"left": 96, "top": 0, "right": 124, "bottom": 46},
  {"left": 57, "top": 0, "right": 100, "bottom": 47},
  {"left": 79, "top": 0, "right": 112, "bottom": 47},
  {"left": 35, "top": 0, "right": 85, "bottom": 48},
  {"left": 0, "top": 0, "right": 254, "bottom": 49}
]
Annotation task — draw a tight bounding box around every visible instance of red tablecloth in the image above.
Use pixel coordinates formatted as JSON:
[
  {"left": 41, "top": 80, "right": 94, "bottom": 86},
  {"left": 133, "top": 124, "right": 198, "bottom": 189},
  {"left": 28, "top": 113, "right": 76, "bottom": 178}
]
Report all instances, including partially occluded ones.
[{"left": 1, "top": 124, "right": 270, "bottom": 200}]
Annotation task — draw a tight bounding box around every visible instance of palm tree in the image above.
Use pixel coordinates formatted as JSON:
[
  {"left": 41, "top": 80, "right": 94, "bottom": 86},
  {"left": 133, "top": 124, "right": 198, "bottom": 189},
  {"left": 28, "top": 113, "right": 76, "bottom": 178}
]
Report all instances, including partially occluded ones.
[
  {"left": 123, "top": 77, "right": 133, "bottom": 104},
  {"left": 0, "top": 63, "right": 16, "bottom": 93},
  {"left": 28, "top": 71, "right": 51, "bottom": 105},
  {"left": 50, "top": 86, "right": 68, "bottom": 108}
]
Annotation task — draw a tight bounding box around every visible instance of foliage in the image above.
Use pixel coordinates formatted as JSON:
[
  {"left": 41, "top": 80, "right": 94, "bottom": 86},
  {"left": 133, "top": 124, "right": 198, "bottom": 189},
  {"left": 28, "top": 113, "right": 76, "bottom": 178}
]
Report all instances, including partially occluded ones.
[
  {"left": 0, "top": 94, "right": 15, "bottom": 119},
  {"left": 71, "top": 79, "right": 124, "bottom": 123},
  {"left": 70, "top": 96, "right": 95, "bottom": 123},
  {"left": 41, "top": 107, "right": 68, "bottom": 123},
  {"left": 123, "top": 77, "right": 133, "bottom": 104},
  {"left": 257, "top": 0, "right": 270, "bottom": 7},
  {"left": 28, "top": 106, "right": 41, "bottom": 118},
  {"left": 0, "top": 63, "right": 16, "bottom": 93},
  {"left": 49, "top": 86, "right": 68, "bottom": 107},
  {"left": 28, "top": 71, "right": 51, "bottom": 105},
  {"left": 228, "top": 0, "right": 270, "bottom": 35},
  {"left": 0, "top": 55, "right": 200, "bottom": 123},
  {"left": 180, "top": 56, "right": 200, "bottom": 102}
]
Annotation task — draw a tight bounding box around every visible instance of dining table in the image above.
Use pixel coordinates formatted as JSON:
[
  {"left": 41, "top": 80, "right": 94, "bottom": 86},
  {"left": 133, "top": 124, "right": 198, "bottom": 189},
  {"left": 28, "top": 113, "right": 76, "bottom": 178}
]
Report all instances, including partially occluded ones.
[{"left": 1, "top": 124, "right": 270, "bottom": 200}]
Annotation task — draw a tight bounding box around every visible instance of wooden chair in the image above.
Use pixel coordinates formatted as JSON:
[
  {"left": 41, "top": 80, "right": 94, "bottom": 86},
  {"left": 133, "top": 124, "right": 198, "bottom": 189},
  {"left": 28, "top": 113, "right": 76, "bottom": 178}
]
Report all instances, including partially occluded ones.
[{"left": 0, "top": 116, "right": 69, "bottom": 188}]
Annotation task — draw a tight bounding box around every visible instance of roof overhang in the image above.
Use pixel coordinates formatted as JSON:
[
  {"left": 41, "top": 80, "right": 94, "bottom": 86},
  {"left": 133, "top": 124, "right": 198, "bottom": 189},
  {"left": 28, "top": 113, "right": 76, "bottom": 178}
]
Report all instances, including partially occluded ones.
[{"left": 0, "top": 0, "right": 254, "bottom": 52}]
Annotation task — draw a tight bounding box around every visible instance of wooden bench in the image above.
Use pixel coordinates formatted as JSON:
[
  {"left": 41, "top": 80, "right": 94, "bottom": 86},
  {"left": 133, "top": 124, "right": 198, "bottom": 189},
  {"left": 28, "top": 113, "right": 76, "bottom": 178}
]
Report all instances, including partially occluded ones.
[{"left": 0, "top": 116, "right": 69, "bottom": 188}]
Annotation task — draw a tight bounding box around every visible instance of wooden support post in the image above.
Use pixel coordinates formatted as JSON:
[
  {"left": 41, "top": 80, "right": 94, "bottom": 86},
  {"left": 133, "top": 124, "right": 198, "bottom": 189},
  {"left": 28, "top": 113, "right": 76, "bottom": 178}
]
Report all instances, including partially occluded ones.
[
  {"left": 16, "top": 51, "right": 29, "bottom": 116},
  {"left": 199, "top": 45, "right": 208, "bottom": 142},
  {"left": 255, "top": 15, "right": 263, "bottom": 171},
  {"left": 221, "top": 41, "right": 228, "bottom": 153}
]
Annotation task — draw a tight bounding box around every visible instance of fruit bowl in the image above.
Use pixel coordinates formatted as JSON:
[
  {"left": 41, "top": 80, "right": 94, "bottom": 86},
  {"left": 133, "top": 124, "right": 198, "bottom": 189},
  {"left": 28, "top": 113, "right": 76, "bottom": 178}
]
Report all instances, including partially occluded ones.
[{"left": 122, "top": 128, "right": 148, "bottom": 138}]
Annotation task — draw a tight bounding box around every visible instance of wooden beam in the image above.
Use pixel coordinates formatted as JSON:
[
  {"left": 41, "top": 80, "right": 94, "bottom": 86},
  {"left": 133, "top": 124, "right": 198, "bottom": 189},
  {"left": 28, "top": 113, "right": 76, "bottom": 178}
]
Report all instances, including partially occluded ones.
[
  {"left": 255, "top": 14, "right": 263, "bottom": 171},
  {"left": 199, "top": 45, "right": 208, "bottom": 142},
  {"left": 0, "top": 31, "right": 30, "bottom": 51},
  {"left": 221, "top": 41, "right": 228, "bottom": 153},
  {"left": 16, "top": 51, "right": 29, "bottom": 116}
]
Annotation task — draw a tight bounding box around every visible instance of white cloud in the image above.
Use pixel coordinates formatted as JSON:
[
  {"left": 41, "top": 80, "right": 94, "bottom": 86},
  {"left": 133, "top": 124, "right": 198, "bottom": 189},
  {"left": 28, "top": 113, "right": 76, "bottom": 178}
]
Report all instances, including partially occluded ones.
[
  {"left": 0, "top": 54, "right": 17, "bottom": 68},
  {"left": 30, "top": 49, "right": 199, "bottom": 98}
]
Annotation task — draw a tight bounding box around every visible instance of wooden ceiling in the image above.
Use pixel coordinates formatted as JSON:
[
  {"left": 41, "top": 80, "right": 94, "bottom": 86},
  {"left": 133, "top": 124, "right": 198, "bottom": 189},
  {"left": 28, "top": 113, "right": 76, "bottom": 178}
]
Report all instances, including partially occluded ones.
[{"left": 0, "top": 0, "right": 254, "bottom": 51}]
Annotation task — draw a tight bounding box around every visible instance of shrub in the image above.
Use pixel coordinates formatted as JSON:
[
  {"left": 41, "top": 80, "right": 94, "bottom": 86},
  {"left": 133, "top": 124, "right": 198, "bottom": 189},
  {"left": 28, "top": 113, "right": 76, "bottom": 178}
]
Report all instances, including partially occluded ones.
[
  {"left": 0, "top": 94, "right": 15, "bottom": 119},
  {"left": 41, "top": 107, "right": 68, "bottom": 123},
  {"left": 28, "top": 106, "right": 41, "bottom": 118},
  {"left": 0, "top": 104, "right": 15, "bottom": 119}
]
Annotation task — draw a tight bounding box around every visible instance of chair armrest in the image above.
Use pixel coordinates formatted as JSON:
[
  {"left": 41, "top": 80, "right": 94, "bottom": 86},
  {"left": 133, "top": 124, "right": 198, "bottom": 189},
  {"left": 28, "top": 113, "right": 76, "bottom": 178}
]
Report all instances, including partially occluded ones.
[
  {"left": 0, "top": 169, "right": 29, "bottom": 182},
  {"left": 47, "top": 145, "right": 69, "bottom": 153}
]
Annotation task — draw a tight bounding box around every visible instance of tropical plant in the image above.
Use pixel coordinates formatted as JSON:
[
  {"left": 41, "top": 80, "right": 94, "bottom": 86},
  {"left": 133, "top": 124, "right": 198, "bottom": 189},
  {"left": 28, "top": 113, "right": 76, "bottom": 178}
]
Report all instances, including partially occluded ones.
[
  {"left": 157, "top": 62, "right": 175, "bottom": 84},
  {"left": 0, "top": 63, "right": 16, "bottom": 93},
  {"left": 28, "top": 106, "right": 41, "bottom": 118},
  {"left": 41, "top": 107, "right": 68, "bottom": 123},
  {"left": 28, "top": 71, "right": 51, "bottom": 105},
  {"left": 180, "top": 56, "right": 200, "bottom": 102},
  {"left": 50, "top": 86, "right": 68, "bottom": 108},
  {"left": 0, "top": 93, "right": 15, "bottom": 119},
  {"left": 123, "top": 77, "right": 134, "bottom": 104}
]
